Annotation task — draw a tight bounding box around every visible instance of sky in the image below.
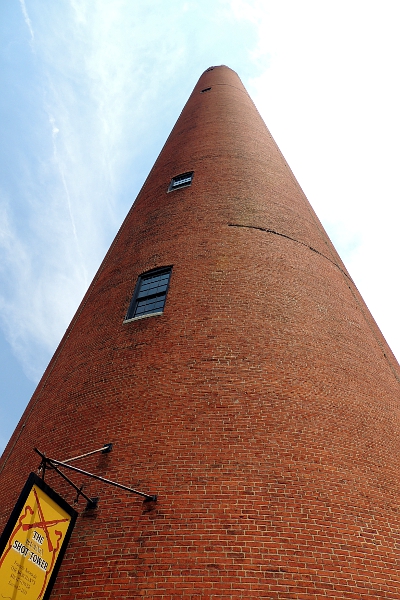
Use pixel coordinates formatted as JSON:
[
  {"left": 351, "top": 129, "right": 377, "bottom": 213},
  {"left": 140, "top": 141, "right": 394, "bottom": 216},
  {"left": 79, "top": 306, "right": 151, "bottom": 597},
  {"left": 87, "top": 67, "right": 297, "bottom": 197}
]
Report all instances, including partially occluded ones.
[{"left": 0, "top": 0, "right": 399, "bottom": 455}]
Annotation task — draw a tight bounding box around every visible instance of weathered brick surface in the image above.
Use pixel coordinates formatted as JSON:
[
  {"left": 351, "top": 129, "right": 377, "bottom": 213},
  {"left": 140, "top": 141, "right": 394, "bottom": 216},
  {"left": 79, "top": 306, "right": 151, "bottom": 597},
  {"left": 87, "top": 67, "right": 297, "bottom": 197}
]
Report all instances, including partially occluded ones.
[{"left": 1, "top": 66, "right": 400, "bottom": 598}]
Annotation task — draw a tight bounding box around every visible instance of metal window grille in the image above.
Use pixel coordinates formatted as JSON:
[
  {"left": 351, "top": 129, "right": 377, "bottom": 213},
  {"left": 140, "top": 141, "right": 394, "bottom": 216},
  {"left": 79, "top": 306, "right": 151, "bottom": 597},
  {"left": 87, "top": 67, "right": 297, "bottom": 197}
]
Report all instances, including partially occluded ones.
[{"left": 168, "top": 172, "right": 193, "bottom": 192}]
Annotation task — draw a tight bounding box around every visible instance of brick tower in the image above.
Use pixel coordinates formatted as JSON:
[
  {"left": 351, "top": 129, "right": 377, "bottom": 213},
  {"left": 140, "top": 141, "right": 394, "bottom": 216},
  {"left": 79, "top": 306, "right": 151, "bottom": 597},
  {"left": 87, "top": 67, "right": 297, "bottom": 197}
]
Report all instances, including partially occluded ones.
[{"left": 1, "top": 66, "right": 400, "bottom": 599}]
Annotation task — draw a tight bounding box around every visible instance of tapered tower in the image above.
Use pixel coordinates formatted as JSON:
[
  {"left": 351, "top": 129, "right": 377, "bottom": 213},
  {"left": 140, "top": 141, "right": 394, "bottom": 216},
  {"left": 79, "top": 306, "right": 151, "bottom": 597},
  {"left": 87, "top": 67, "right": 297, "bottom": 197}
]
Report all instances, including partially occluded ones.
[{"left": 1, "top": 66, "right": 400, "bottom": 599}]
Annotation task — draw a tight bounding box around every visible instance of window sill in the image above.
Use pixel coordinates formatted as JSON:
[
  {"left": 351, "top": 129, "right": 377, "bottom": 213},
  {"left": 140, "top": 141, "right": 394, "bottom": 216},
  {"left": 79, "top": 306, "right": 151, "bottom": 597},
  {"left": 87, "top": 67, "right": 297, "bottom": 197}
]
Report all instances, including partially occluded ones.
[
  {"left": 167, "top": 183, "right": 192, "bottom": 192},
  {"left": 123, "top": 311, "right": 163, "bottom": 324}
]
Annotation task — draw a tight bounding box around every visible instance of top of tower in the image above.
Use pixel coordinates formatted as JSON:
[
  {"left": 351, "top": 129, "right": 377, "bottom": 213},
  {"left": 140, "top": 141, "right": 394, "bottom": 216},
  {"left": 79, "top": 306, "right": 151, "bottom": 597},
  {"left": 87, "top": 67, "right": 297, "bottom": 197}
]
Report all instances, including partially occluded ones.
[{"left": 203, "top": 64, "right": 232, "bottom": 73}]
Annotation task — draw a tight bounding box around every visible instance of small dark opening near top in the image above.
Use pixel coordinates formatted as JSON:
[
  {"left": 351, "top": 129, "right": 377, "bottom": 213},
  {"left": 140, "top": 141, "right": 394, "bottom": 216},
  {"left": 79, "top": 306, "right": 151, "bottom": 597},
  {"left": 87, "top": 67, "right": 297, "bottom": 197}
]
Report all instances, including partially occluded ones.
[
  {"left": 168, "top": 172, "right": 194, "bottom": 192},
  {"left": 206, "top": 67, "right": 214, "bottom": 71},
  {"left": 201, "top": 87, "right": 212, "bottom": 93}
]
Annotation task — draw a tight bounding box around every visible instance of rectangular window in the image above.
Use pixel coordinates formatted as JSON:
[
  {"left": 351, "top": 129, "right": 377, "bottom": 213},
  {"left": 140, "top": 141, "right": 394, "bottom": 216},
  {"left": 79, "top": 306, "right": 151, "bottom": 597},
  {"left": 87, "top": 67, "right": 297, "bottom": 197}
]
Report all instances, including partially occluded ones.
[
  {"left": 168, "top": 172, "right": 193, "bottom": 192},
  {"left": 124, "top": 267, "right": 172, "bottom": 321}
]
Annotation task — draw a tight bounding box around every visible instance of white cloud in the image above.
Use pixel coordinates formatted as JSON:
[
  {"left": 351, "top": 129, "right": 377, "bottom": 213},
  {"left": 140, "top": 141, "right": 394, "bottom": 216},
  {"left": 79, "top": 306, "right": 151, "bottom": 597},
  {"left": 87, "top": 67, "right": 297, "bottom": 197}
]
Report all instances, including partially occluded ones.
[
  {"left": 3, "top": 0, "right": 400, "bottom": 390},
  {"left": 18, "top": 0, "right": 35, "bottom": 46},
  {"left": 239, "top": 0, "right": 400, "bottom": 359},
  {"left": 1, "top": 1, "right": 223, "bottom": 381},
  {"left": 0, "top": 197, "right": 59, "bottom": 381}
]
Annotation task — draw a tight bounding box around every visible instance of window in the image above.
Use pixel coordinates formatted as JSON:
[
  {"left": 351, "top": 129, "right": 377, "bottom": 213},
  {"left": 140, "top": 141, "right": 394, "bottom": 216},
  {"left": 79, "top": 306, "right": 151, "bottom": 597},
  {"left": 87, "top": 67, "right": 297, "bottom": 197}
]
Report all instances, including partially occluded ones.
[
  {"left": 125, "top": 267, "right": 172, "bottom": 321},
  {"left": 168, "top": 172, "right": 194, "bottom": 192},
  {"left": 201, "top": 87, "right": 212, "bottom": 93}
]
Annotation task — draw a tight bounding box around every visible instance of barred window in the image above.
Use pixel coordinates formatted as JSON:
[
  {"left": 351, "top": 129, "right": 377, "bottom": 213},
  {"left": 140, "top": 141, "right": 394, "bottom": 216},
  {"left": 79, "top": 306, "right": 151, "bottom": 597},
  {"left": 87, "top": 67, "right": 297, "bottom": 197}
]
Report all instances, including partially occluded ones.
[
  {"left": 168, "top": 172, "right": 193, "bottom": 192},
  {"left": 125, "top": 267, "right": 172, "bottom": 321}
]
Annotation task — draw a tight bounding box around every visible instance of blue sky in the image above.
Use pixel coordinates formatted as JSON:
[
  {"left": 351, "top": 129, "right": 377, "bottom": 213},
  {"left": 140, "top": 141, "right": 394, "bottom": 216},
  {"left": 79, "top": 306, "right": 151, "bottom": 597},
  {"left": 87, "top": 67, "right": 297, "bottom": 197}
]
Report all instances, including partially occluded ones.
[{"left": 1, "top": 0, "right": 400, "bottom": 454}]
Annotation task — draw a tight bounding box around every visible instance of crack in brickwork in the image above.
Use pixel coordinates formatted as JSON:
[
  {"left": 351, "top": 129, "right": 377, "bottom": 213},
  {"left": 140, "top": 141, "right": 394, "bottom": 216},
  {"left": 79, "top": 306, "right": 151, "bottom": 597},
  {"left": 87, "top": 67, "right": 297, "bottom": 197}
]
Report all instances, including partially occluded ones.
[
  {"left": 229, "top": 222, "right": 352, "bottom": 280},
  {"left": 229, "top": 221, "right": 400, "bottom": 385}
]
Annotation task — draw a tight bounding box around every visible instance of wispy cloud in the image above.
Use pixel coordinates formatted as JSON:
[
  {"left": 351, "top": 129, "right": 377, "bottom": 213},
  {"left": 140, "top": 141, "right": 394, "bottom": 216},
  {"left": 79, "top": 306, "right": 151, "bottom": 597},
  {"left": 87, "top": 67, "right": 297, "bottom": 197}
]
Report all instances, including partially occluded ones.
[
  {"left": 4, "top": 2, "right": 182, "bottom": 379},
  {"left": 4, "top": 0, "right": 399, "bottom": 390},
  {"left": 1, "top": 0, "right": 400, "bottom": 459},
  {"left": 2, "top": 0, "right": 262, "bottom": 382},
  {"left": 18, "top": 0, "right": 35, "bottom": 47},
  {"left": 0, "top": 197, "right": 55, "bottom": 381}
]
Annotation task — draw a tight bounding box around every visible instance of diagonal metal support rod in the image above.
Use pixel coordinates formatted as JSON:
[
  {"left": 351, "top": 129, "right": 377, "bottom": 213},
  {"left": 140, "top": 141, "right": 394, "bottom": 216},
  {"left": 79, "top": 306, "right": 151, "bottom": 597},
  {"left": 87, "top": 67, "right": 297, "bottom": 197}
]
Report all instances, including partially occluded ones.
[
  {"left": 61, "top": 443, "right": 113, "bottom": 464},
  {"left": 35, "top": 448, "right": 157, "bottom": 502},
  {"left": 36, "top": 449, "right": 98, "bottom": 509},
  {"left": 46, "top": 460, "right": 95, "bottom": 507}
]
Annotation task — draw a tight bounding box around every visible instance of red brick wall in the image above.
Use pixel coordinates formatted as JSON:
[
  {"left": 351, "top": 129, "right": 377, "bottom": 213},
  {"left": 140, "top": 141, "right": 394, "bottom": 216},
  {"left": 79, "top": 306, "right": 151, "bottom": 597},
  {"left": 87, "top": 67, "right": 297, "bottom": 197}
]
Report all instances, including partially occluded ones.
[{"left": 1, "top": 65, "right": 400, "bottom": 599}]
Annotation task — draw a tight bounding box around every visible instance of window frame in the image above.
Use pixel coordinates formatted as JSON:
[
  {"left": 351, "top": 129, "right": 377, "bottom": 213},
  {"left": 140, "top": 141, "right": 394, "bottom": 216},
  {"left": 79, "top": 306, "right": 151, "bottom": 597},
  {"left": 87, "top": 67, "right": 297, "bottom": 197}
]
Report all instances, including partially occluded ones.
[
  {"left": 124, "top": 266, "right": 172, "bottom": 323},
  {"left": 168, "top": 171, "right": 194, "bottom": 192}
]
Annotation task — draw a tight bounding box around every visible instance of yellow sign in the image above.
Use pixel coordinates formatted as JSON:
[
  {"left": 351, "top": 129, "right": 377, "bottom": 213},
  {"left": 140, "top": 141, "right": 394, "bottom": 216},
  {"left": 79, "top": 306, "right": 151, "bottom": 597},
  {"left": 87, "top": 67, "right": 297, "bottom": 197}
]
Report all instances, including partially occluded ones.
[{"left": 0, "top": 473, "right": 77, "bottom": 600}]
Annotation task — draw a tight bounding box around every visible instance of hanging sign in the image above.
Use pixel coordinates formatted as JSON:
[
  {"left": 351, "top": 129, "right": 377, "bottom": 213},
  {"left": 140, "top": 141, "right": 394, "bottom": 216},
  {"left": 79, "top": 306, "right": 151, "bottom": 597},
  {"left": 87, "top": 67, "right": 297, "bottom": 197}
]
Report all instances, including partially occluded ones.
[{"left": 0, "top": 472, "right": 77, "bottom": 600}]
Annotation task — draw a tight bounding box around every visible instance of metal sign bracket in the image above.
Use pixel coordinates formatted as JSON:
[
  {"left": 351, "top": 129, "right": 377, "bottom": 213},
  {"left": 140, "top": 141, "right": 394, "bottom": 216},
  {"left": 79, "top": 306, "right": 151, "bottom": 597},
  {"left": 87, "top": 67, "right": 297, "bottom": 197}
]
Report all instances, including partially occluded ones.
[{"left": 34, "top": 446, "right": 157, "bottom": 509}]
